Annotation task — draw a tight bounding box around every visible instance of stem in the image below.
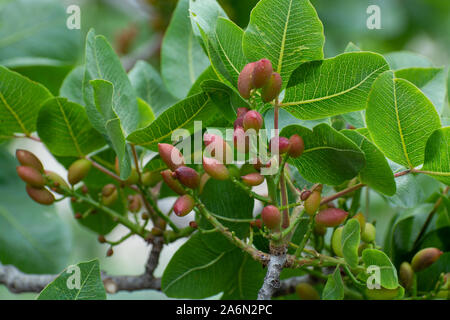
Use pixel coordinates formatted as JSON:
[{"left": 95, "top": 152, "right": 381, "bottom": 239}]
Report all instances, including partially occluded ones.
[
  {"left": 294, "top": 213, "right": 316, "bottom": 257},
  {"left": 320, "top": 183, "right": 365, "bottom": 206},
  {"left": 231, "top": 177, "right": 272, "bottom": 203}
]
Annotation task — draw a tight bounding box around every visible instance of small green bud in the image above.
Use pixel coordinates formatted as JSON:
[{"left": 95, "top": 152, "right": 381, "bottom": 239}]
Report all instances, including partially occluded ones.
[
  {"left": 295, "top": 283, "right": 320, "bottom": 300},
  {"left": 243, "top": 110, "right": 263, "bottom": 133},
  {"left": 25, "top": 185, "right": 55, "bottom": 205},
  {"left": 252, "top": 59, "right": 273, "bottom": 88},
  {"left": 158, "top": 143, "right": 185, "bottom": 171},
  {"left": 331, "top": 226, "right": 344, "bottom": 257},
  {"left": 288, "top": 134, "right": 304, "bottom": 158},
  {"left": 241, "top": 172, "right": 264, "bottom": 186},
  {"left": 68, "top": 159, "right": 92, "bottom": 185},
  {"left": 128, "top": 195, "right": 142, "bottom": 213},
  {"left": 125, "top": 168, "right": 139, "bottom": 185},
  {"left": 106, "top": 248, "right": 114, "bottom": 257},
  {"left": 261, "top": 72, "right": 282, "bottom": 102},
  {"left": 399, "top": 262, "right": 414, "bottom": 290},
  {"left": 98, "top": 235, "right": 106, "bottom": 243},
  {"left": 16, "top": 149, "right": 44, "bottom": 172},
  {"left": 173, "top": 194, "right": 195, "bottom": 217},
  {"left": 315, "top": 208, "right": 348, "bottom": 228},
  {"left": 161, "top": 169, "right": 186, "bottom": 195},
  {"left": 174, "top": 166, "right": 200, "bottom": 189},
  {"left": 102, "top": 184, "right": 116, "bottom": 197},
  {"left": 45, "top": 170, "right": 69, "bottom": 194},
  {"left": 102, "top": 185, "right": 118, "bottom": 206},
  {"left": 261, "top": 205, "right": 281, "bottom": 230},
  {"left": 202, "top": 157, "right": 229, "bottom": 181},
  {"left": 361, "top": 222, "right": 376, "bottom": 243},
  {"left": 16, "top": 166, "right": 45, "bottom": 188},
  {"left": 411, "top": 247, "right": 443, "bottom": 272},
  {"left": 304, "top": 190, "right": 321, "bottom": 216},
  {"left": 238, "top": 62, "right": 256, "bottom": 99}
]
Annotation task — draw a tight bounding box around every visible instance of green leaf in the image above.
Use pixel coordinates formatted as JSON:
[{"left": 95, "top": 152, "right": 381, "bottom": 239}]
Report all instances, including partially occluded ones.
[
  {"left": 341, "top": 129, "right": 396, "bottom": 195},
  {"left": 214, "top": 17, "right": 247, "bottom": 86},
  {"left": 243, "top": 0, "right": 324, "bottom": 87},
  {"left": 162, "top": 0, "right": 210, "bottom": 99},
  {"left": 384, "top": 51, "right": 433, "bottom": 70},
  {"left": 0, "top": 0, "right": 81, "bottom": 66},
  {"left": 221, "top": 253, "right": 265, "bottom": 300},
  {"left": 36, "top": 97, "right": 105, "bottom": 157},
  {"left": 362, "top": 249, "right": 398, "bottom": 289},
  {"left": 137, "top": 98, "right": 155, "bottom": 129},
  {"left": 90, "top": 79, "right": 132, "bottom": 179},
  {"left": 366, "top": 70, "right": 441, "bottom": 168},
  {"left": 162, "top": 233, "right": 242, "bottom": 299},
  {"left": 143, "top": 156, "right": 167, "bottom": 173},
  {"left": 60, "top": 66, "right": 84, "bottom": 105},
  {"left": 421, "top": 127, "right": 450, "bottom": 185},
  {"left": 281, "top": 123, "right": 365, "bottom": 185},
  {"left": 282, "top": 52, "right": 389, "bottom": 119},
  {"left": 128, "top": 60, "right": 176, "bottom": 117},
  {"left": 322, "top": 266, "right": 344, "bottom": 300},
  {"left": 395, "top": 67, "right": 447, "bottom": 114},
  {"left": 0, "top": 149, "right": 71, "bottom": 274},
  {"left": 0, "top": 66, "right": 52, "bottom": 137},
  {"left": 188, "top": 66, "right": 219, "bottom": 96},
  {"left": 127, "top": 92, "right": 217, "bottom": 150},
  {"left": 342, "top": 219, "right": 360, "bottom": 269},
  {"left": 199, "top": 179, "right": 254, "bottom": 245},
  {"left": 189, "top": 0, "right": 228, "bottom": 42},
  {"left": 83, "top": 29, "right": 138, "bottom": 136},
  {"left": 37, "top": 260, "right": 106, "bottom": 300},
  {"left": 200, "top": 80, "right": 249, "bottom": 122}
]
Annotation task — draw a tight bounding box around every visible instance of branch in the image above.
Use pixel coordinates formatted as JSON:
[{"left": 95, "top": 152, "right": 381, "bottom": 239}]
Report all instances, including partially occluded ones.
[
  {"left": 257, "top": 244, "right": 287, "bottom": 300},
  {"left": 0, "top": 238, "right": 164, "bottom": 295}
]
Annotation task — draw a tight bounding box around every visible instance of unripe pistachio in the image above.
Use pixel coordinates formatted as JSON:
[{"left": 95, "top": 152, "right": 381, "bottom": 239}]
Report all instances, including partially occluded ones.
[
  {"left": 173, "top": 194, "right": 195, "bottom": 217},
  {"left": 261, "top": 72, "right": 282, "bottom": 102},
  {"left": 411, "top": 247, "right": 443, "bottom": 272},
  {"left": 331, "top": 226, "right": 344, "bottom": 257},
  {"left": 189, "top": 221, "right": 198, "bottom": 229},
  {"left": 352, "top": 212, "right": 366, "bottom": 233},
  {"left": 300, "top": 190, "right": 312, "bottom": 201},
  {"left": 295, "top": 283, "right": 320, "bottom": 300},
  {"left": 304, "top": 190, "right": 321, "bottom": 216},
  {"left": 361, "top": 222, "right": 376, "bottom": 243},
  {"left": 203, "top": 133, "right": 232, "bottom": 164},
  {"left": 158, "top": 143, "right": 185, "bottom": 171},
  {"left": 233, "top": 127, "right": 250, "bottom": 153},
  {"left": 252, "top": 59, "right": 273, "bottom": 88},
  {"left": 45, "top": 170, "right": 69, "bottom": 194},
  {"left": 16, "top": 149, "right": 44, "bottom": 172},
  {"left": 315, "top": 208, "right": 348, "bottom": 228},
  {"left": 141, "top": 171, "right": 162, "bottom": 187},
  {"left": 261, "top": 205, "right": 281, "bottom": 230},
  {"left": 288, "top": 134, "right": 304, "bottom": 158},
  {"left": 25, "top": 185, "right": 55, "bottom": 205},
  {"left": 399, "top": 262, "right": 414, "bottom": 290},
  {"left": 98, "top": 235, "right": 106, "bottom": 243},
  {"left": 237, "top": 107, "right": 249, "bottom": 118},
  {"left": 250, "top": 219, "right": 262, "bottom": 229},
  {"left": 243, "top": 110, "right": 263, "bottom": 132},
  {"left": 102, "top": 188, "right": 118, "bottom": 206},
  {"left": 269, "top": 136, "right": 290, "bottom": 154},
  {"left": 16, "top": 166, "right": 45, "bottom": 188},
  {"left": 241, "top": 172, "right": 264, "bottom": 186},
  {"left": 238, "top": 62, "right": 256, "bottom": 99},
  {"left": 365, "top": 287, "right": 400, "bottom": 300},
  {"left": 202, "top": 157, "right": 229, "bottom": 180},
  {"left": 68, "top": 159, "right": 92, "bottom": 185},
  {"left": 234, "top": 107, "right": 249, "bottom": 129},
  {"left": 102, "top": 184, "right": 116, "bottom": 197},
  {"left": 161, "top": 169, "right": 186, "bottom": 195},
  {"left": 106, "top": 248, "right": 114, "bottom": 257},
  {"left": 128, "top": 195, "right": 142, "bottom": 213},
  {"left": 174, "top": 166, "right": 200, "bottom": 189},
  {"left": 125, "top": 168, "right": 139, "bottom": 185},
  {"left": 141, "top": 212, "right": 149, "bottom": 220}
]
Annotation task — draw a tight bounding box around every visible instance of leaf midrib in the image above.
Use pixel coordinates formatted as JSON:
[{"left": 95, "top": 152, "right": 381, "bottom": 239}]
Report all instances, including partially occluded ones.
[
  {"left": 277, "top": 0, "right": 293, "bottom": 74},
  {"left": 281, "top": 64, "right": 386, "bottom": 107},
  {"left": 55, "top": 99, "right": 83, "bottom": 156},
  {"left": 0, "top": 90, "right": 29, "bottom": 134}
]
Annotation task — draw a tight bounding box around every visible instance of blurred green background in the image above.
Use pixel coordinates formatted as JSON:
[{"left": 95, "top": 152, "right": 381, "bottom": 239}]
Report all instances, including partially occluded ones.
[{"left": 0, "top": 0, "right": 448, "bottom": 299}]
